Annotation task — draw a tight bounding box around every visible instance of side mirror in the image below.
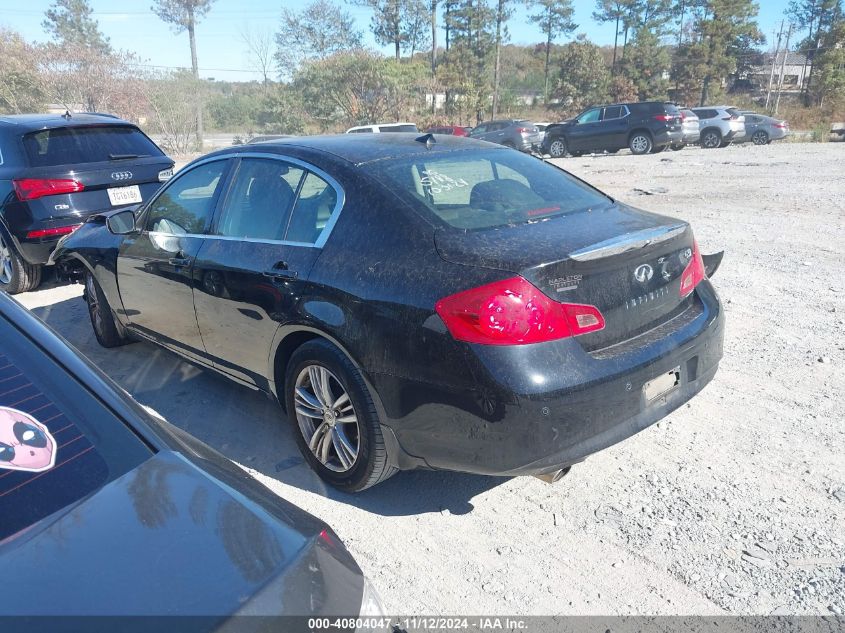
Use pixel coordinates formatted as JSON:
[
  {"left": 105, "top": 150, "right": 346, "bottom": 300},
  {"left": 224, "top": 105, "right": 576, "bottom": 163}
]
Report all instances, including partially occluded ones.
[{"left": 106, "top": 209, "right": 137, "bottom": 235}]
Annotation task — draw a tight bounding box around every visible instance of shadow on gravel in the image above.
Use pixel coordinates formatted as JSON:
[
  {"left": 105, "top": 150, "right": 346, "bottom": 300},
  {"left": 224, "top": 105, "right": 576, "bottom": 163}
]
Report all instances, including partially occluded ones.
[{"left": 30, "top": 295, "right": 507, "bottom": 517}]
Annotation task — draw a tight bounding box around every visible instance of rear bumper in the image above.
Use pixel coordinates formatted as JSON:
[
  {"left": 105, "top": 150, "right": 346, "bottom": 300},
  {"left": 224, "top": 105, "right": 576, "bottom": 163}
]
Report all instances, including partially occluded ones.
[
  {"left": 654, "top": 129, "right": 684, "bottom": 146},
  {"left": 681, "top": 131, "right": 700, "bottom": 144},
  {"left": 375, "top": 282, "right": 724, "bottom": 476}
]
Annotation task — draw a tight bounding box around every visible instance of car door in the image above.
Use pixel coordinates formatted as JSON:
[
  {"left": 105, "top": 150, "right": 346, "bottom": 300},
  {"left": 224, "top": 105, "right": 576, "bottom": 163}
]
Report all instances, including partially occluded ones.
[
  {"left": 567, "top": 108, "right": 601, "bottom": 151},
  {"left": 744, "top": 115, "right": 760, "bottom": 138},
  {"left": 192, "top": 155, "right": 342, "bottom": 387},
  {"left": 116, "top": 158, "right": 232, "bottom": 360},
  {"left": 598, "top": 105, "right": 629, "bottom": 150},
  {"left": 468, "top": 123, "right": 489, "bottom": 141}
]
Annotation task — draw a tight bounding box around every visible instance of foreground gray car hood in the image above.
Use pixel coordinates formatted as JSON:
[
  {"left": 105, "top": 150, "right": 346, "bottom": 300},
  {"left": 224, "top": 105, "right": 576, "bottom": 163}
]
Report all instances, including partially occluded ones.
[{"left": 2, "top": 451, "right": 362, "bottom": 618}]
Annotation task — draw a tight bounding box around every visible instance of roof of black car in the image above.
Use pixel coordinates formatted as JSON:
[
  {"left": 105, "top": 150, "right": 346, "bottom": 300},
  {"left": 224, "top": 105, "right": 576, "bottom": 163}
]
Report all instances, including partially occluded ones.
[
  {"left": 217, "top": 133, "right": 500, "bottom": 165},
  {"left": 0, "top": 113, "right": 132, "bottom": 132}
]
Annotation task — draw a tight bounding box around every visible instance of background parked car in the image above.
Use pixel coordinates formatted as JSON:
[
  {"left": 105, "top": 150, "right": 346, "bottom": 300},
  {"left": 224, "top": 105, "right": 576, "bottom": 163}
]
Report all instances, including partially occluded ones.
[
  {"left": 691, "top": 106, "right": 746, "bottom": 149},
  {"left": 0, "top": 113, "right": 173, "bottom": 294},
  {"left": 0, "top": 291, "right": 381, "bottom": 622},
  {"left": 426, "top": 125, "right": 471, "bottom": 137},
  {"left": 468, "top": 119, "right": 542, "bottom": 152},
  {"left": 736, "top": 112, "right": 790, "bottom": 145},
  {"left": 672, "top": 109, "right": 701, "bottom": 150},
  {"left": 541, "top": 102, "right": 684, "bottom": 157},
  {"left": 346, "top": 122, "right": 418, "bottom": 133}
]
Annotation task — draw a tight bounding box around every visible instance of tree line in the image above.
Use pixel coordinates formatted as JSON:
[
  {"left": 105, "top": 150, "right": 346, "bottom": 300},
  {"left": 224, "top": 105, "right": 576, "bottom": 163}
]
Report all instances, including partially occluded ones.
[{"left": 1, "top": 0, "right": 844, "bottom": 151}]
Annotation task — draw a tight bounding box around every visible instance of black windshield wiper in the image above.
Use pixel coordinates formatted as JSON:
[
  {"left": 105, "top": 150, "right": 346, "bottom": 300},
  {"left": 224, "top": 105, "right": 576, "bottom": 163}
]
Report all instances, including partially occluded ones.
[{"left": 108, "top": 153, "right": 147, "bottom": 160}]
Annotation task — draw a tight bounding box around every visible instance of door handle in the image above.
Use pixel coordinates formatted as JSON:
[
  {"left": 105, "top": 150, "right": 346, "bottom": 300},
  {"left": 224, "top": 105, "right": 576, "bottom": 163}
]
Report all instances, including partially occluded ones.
[
  {"left": 263, "top": 261, "right": 298, "bottom": 280},
  {"left": 168, "top": 251, "right": 192, "bottom": 267}
]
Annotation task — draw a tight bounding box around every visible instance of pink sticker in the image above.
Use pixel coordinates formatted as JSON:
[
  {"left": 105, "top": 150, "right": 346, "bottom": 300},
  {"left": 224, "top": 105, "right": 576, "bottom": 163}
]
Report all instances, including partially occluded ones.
[{"left": 0, "top": 406, "right": 57, "bottom": 473}]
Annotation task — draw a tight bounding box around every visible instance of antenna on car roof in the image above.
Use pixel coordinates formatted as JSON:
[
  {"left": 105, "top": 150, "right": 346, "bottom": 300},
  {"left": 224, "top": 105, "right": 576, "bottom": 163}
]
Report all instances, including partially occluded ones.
[
  {"left": 62, "top": 110, "right": 72, "bottom": 119},
  {"left": 415, "top": 133, "right": 436, "bottom": 150}
]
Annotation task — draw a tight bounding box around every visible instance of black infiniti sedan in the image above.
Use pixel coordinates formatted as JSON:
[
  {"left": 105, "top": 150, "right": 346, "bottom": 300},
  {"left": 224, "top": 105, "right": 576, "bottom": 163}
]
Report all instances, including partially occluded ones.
[
  {"left": 53, "top": 134, "right": 725, "bottom": 492},
  {"left": 0, "top": 292, "right": 380, "bottom": 626}
]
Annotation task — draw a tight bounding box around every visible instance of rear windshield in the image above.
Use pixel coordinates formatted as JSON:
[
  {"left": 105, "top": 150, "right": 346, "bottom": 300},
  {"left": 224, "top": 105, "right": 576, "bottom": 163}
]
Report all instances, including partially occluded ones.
[
  {"left": 22, "top": 125, "right": 164, "bottom": 168},
  {"left": 380, "top": 124, "right": 418, "bottom": 133},
  {"left": 363, "top": 149, "right": 610, "bottom": 230},
  {"left": 0, "top": 316, "right": 151, "bottom": 543}
]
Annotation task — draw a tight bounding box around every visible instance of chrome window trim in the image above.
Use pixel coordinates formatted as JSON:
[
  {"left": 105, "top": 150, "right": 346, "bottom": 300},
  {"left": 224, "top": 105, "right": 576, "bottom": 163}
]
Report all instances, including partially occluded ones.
[{"left": 143, "top": 152, "right": 345, "bottom": 249}]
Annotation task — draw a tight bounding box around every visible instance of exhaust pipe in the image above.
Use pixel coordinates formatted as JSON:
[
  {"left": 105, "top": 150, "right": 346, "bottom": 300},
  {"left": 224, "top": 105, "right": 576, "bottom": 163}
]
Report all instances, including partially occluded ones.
[{"left": 534, "top": 466, "right": 571, "bottom": 484}]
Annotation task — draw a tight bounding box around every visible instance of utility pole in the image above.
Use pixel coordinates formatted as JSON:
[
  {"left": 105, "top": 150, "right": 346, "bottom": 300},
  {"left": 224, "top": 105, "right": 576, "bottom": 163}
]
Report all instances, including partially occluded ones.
[
  {"left": 765, "top": 21, "right": 784, "bottom": 112},
  {"left": 775, "top": 23, "right": 793, "bottom": 115}
]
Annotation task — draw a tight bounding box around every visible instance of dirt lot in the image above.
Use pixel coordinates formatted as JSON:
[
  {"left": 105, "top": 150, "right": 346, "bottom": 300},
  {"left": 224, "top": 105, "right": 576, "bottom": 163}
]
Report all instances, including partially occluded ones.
[{"left": 16, "top": 141, "right": 845, "bottom": 616}]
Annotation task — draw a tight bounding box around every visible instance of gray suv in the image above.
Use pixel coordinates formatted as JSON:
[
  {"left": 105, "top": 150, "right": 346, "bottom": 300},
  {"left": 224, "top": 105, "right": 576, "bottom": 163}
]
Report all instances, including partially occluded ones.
[
  {"left": 691, "top": 106, "right": 746, "bottom": 149},
  {"left": 468, "top": 119, "right": 542, "bottom": 152}
]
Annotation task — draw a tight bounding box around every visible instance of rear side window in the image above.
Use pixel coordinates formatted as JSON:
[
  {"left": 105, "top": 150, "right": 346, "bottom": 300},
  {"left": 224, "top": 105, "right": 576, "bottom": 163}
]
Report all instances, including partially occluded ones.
[
  {"left": 146, "top": 159, "right": 230, "bottom": 235},
  {"left": 603, "top": 106, "right": 624, "bottom": 120},
  {"left": 364, "top": 148, "right": 610, "bottom": 231},
  {"left": 217, "top": 158, "right": 304, "bottom": 241},
  {"left": 694, "top": 109, "right": 717, "bottom": 120},
  {"left": 0, "top": 319, "right": 150, "bottom": 542},
  {"left": 22, "top": 125, "right": 164, "bottom": 168},
  {"left": 285, "top": 171, "right": 338, "bottom": 244}
]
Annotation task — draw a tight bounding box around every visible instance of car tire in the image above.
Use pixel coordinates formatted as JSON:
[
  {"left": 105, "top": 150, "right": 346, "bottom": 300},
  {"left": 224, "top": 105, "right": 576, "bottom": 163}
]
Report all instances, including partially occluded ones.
[
  {"left": 285, "top": 339, "right": 396, "bottom": 492},
  {"left": 548, "top": 138, "right": 567, "bottom": 158},
  {"left": 629, "top": 132, "right": 653, "bottom": 155},
  {"left": 752, "top": 130, "right": 769, "bottom": 145},
  {"left": 701, "top": 129, "right": 722, "bottom": 149},
  {"left": 84, "top": 271, "right": 130, "bottom": 348},
  {"left": 0, "top": 227, "right": 42, "bottom": 295}
]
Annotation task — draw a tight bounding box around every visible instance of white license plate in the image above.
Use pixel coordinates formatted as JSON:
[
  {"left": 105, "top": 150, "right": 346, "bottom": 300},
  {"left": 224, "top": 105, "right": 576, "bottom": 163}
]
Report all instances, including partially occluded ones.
[
  {"left": 107, "top": 185, "right": 142, "bottom": 206},
  {"left": 643, "top": 367, "right": 681, "bottom": 402}
]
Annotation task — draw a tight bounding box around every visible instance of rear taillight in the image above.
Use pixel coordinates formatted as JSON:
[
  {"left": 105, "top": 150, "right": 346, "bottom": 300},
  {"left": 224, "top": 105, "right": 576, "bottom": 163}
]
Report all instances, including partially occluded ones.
[
  {"left": 13, "top": 178, "right": 84, "bottom": 201},
  {"left": 435, "top": 276, "right": 605, "bottom": 346},
  {"left": 774, "top": 122, "right": 787, "bottom": 129},
  {"left": 26, "top": 224, "right": 82, "bottom": 239},
  {"left": 679, "top": 240, "right": 706, "bottom": 298},
  {"left": 653, "top": 114, "right": 674, "bottom": 122},
  {"left": 516, "top": 127, "right": 532, "bottom": 133}
]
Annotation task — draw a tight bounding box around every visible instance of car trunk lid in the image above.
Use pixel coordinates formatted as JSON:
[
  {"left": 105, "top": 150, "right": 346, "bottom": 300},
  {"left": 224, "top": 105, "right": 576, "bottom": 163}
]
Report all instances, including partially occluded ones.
[{"left": 434, "top": 203, "right": 697, "bottom": 350}]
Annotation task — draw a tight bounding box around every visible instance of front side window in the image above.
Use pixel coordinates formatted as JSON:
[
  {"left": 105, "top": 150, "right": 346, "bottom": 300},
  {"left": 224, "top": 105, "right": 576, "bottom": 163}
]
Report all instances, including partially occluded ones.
[
  {"left": 145, "top": 160, "right": 229, "bottom": 235},
  {"left": 216, "top": 158, "right": 304, "bottom": 240},
  {"left": 577, "top": 109, "right": 601, "bottom": 124},
  {"left": 364, "top": 148, "right": 610, "bottom": 231}
]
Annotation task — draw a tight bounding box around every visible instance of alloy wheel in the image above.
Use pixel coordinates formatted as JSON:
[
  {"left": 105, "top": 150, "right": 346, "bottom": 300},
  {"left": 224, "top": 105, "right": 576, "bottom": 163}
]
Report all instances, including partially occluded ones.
[
  {"left": 702, "top": 132, "right": 720, "bottom": 148},
  {"left": 294, "top": 364, "right": 360, "bottom": 473},
  {"left": 630, "top": 135, "right": 650, "bottom": 154},
  {"left": 549, "top": 140, "right": 566, "bottom": 158},
  {"left": 752, "top": 131, "right": 768, "bottom": 145},
  {"left": 0, "top": 233, "right": 13, "bottom": 286},
  {"left": 85, "top": 275, "right": 104, "bottom": 337}
]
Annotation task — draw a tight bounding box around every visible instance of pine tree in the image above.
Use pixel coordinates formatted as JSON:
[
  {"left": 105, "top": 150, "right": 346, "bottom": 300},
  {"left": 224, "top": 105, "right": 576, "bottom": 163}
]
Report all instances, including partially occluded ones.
[{"left": 528, "top": 0, "right": 577, "bottom": 103}]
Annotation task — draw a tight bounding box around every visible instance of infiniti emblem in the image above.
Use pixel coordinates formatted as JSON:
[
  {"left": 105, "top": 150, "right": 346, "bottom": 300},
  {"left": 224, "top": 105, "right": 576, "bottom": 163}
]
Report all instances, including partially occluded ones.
[
  {"left": 634, "top": 263, "right": 654, "bottom": 283},
  {"left": 111, "top": 171, "right": 132, "bottom": 181}
]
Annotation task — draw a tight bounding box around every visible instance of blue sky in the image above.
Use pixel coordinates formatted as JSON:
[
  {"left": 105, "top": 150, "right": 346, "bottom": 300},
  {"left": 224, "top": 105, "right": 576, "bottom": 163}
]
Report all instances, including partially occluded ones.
[{"left": 2, "top": 0, "right": 792, "bottom": 81}]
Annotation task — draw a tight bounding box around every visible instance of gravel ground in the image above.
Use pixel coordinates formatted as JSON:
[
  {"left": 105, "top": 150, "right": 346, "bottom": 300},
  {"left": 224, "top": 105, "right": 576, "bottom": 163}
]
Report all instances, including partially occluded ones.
[{"left": 16, "top": 141, "right": 845, "bottom": 617}]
